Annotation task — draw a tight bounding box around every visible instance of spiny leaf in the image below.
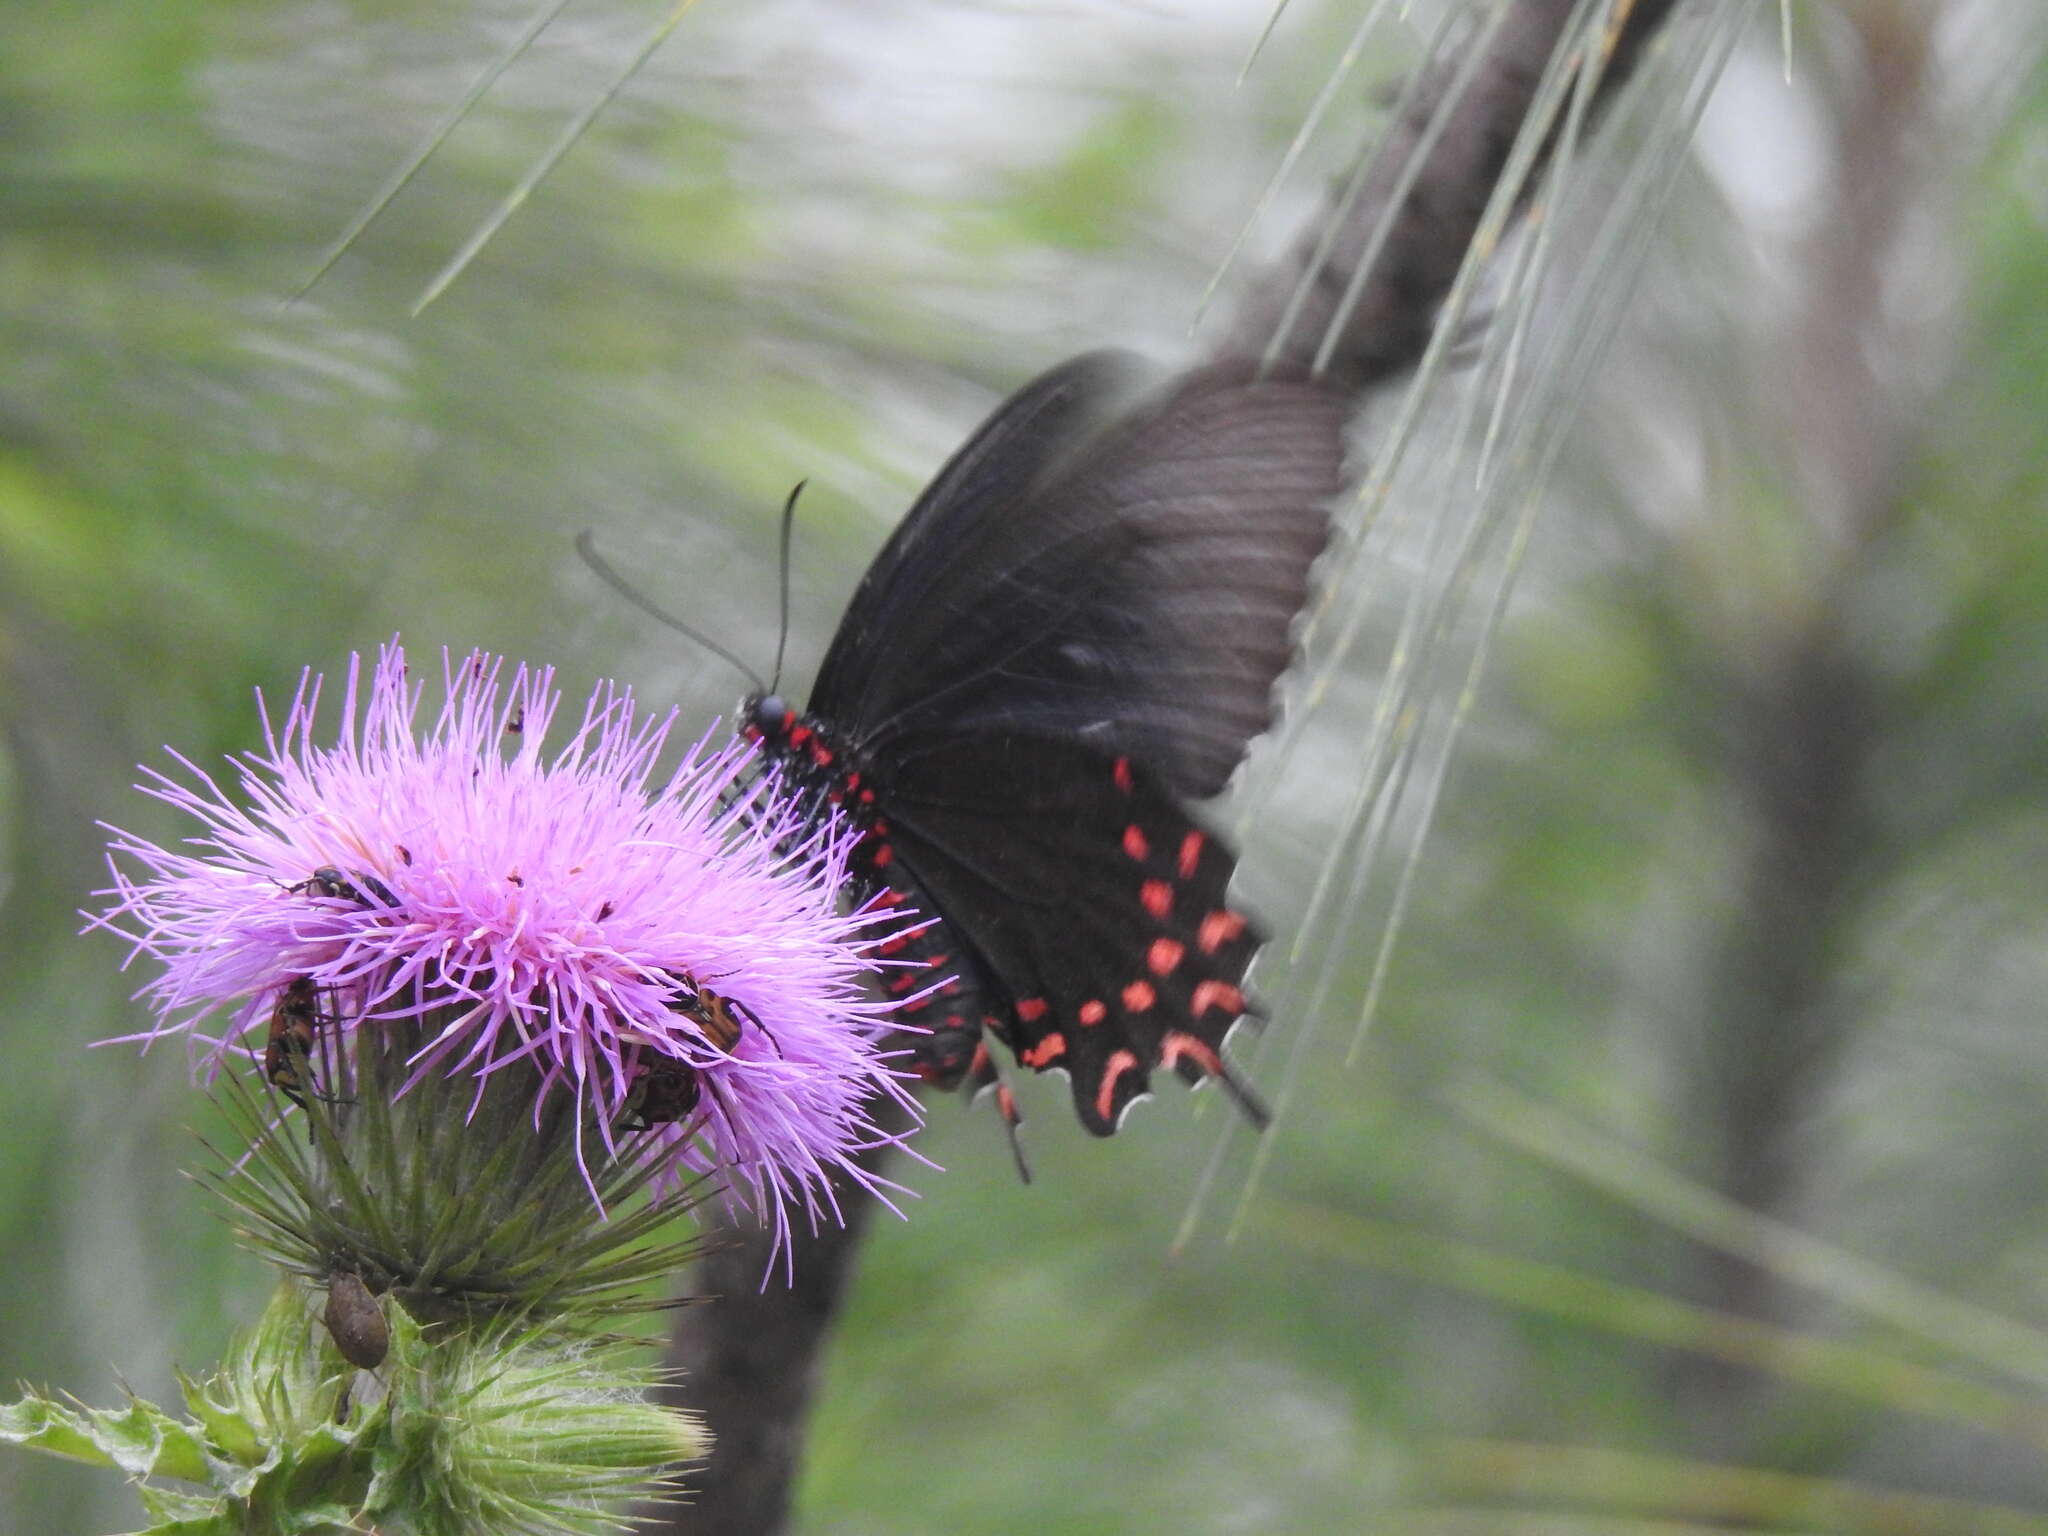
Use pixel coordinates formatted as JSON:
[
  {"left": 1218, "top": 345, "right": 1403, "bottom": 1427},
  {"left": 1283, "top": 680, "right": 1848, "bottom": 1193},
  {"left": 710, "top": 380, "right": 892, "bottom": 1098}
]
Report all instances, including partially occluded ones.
[{"left": 0, "top": 1392, "right": 214, "bottom": 1482}]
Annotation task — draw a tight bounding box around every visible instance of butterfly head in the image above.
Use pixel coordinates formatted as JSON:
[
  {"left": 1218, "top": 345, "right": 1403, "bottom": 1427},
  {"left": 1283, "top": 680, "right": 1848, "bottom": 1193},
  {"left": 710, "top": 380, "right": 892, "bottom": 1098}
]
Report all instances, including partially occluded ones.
[{"left": 741, "top": 692, "right": 791, "bottom": 743}]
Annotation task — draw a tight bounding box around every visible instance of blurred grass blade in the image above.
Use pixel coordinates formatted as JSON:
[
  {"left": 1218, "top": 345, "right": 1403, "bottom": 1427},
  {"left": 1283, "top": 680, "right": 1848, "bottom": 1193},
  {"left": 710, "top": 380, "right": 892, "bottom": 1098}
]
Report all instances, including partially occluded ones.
[
  {"left": 413, "top": 0, "right": 704, "bottom": 314},
  {"left": 1238, "top": 0, "right": 1298, "bottom": 85},
  {"left": 1425, "top": 1439, "right": 2048, "bottom": 1535},
  {"left": 1253, "top": 1197, "right": 2048, "bottom": 1450},
  {"left": 1372, "top": 1515, "right": 1819, "bottom": 1535},
  {"left": 1450, "top": 1080, "right": 2048, "bottom": 1392},
  {"left": 291, "top": 0, "right": 576, "bottom": 301}
]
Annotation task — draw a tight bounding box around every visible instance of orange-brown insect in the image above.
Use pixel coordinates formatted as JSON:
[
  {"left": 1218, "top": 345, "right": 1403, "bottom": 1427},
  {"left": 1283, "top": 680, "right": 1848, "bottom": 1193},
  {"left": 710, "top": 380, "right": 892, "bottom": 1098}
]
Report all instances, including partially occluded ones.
[
  {"left": 619, "top": 976, "right": 771, "bottom": 1133},
  {"left": 665, "top": 972, "right": 769, "bottom": 1055},
  {"left": 264, "top": 976, "right": 352, "bottom": 1113},
  {"left": 264, "top": 977, "right": 324, "bottom": 1110}
]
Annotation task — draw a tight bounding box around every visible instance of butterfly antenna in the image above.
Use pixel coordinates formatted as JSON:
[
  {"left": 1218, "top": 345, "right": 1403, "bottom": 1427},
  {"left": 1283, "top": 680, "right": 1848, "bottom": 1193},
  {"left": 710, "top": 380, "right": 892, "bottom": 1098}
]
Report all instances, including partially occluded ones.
[
  {"left": 771, "top": 480, "right": 803, "bottom": 696},
  {"left": 575, "top": 531, "right": 768, "bottom": 694}
]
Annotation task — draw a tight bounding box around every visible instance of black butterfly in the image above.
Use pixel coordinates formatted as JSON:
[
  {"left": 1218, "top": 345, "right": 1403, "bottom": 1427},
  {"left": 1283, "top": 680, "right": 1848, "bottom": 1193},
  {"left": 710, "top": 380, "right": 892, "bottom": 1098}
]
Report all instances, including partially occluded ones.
[{"left": 744, "top": 350, "right": 1348, "bottom": 1163}]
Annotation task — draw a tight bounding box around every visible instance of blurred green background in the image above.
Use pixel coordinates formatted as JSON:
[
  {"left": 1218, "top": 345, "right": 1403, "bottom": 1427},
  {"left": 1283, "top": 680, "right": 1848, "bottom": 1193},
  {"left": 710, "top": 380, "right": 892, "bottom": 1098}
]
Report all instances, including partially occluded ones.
[{"left": 5, "top": 1, "right": 2048, "bottom": 1531}]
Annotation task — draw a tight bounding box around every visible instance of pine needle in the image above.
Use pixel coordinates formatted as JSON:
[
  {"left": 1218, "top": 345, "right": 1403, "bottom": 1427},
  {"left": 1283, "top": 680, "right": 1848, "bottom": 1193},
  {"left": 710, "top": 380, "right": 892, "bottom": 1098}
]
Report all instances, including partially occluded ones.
[
  {"left": 412, "top": 0, "right": 705, "bottom": 315},
  {"left": 290, "top": 0, "right": 577, "bottom": 303}
]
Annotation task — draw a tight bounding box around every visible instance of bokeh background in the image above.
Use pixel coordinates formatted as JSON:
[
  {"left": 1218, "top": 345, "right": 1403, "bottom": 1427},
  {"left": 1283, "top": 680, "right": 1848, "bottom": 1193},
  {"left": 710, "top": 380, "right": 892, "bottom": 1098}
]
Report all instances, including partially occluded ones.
[{"left": 4, "top": 1, "right": 2047, "bottom": 1531}]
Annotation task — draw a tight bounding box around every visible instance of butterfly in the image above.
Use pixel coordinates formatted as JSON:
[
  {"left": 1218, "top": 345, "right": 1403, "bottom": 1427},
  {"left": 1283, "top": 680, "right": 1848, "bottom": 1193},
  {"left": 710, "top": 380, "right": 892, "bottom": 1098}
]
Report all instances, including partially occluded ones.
[{"left": 742, "top": 349, "right": 1349, "bottom": 1166}]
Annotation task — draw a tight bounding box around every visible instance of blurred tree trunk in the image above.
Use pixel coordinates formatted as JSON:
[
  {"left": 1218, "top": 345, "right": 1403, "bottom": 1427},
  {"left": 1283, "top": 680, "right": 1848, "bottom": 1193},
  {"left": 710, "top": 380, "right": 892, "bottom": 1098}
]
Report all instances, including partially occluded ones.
[{"left": 1661, "top": 0, "right": 1943, "bottom": 1441}]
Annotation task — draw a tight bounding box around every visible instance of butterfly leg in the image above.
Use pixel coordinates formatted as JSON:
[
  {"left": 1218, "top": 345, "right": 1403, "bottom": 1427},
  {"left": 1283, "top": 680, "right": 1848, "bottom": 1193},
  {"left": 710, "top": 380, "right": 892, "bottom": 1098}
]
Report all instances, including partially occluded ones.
[
  {"left": 1161, "top": 1029, "right": 1271, "bottom": 1131},
  {"left": 965, "top": 1030, "right": 1032, "bottom": 1184}
]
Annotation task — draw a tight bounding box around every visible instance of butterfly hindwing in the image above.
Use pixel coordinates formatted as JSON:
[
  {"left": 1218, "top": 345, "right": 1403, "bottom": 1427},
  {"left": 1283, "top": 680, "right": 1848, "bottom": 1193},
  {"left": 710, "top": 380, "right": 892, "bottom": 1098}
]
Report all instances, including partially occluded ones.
[{"left": 872, "top": 735, "right": 1268, "bottom": 1134}]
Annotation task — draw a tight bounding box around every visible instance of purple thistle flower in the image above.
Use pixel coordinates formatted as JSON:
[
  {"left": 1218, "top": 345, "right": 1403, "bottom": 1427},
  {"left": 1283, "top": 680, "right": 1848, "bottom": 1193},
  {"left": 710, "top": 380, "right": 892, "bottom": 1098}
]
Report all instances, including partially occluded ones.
[{"left": 92, "top": 641, "right": 921, "bottom": 1256}]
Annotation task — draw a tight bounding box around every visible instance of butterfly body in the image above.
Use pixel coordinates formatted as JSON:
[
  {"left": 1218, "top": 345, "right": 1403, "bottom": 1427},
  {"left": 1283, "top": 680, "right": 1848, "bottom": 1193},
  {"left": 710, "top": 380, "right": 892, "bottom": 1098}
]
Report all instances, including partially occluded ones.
[{"left": 744, "top": 350, "right": 1348, "bottom": 1147}]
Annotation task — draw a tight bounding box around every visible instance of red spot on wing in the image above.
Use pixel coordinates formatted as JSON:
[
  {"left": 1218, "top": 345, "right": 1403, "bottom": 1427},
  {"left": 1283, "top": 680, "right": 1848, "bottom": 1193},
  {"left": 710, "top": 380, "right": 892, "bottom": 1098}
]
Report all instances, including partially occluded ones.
[
  {"left": 1078, "top": 999, "right": 1107, "bottom": 1027},
  {"left": 1160, "top": 1029, "right": 1223, "bottom": 1077},
  {"left": 1178, "top": 830, "right": 1206, "bottom": 879},
  {"left": 1095, "top": 1049, "right": 1142, "bottom": 1128},
  {"left": 1197, "top": 909, "right": 1248, "bottom": 954},
  {"left": 1147, "top": 938, "right": 1185, "bottom": 977},
  {"left": 1015, "top": 997, "right": 1050, "bottom": 1024},
  {"left": 970, "top": 1038, "right": 992, "bottom": 1075},
  {"left": 1122, "top": 825, "right": 1150, "bottom": 861},
  {"left": 789, "top": 725, "right": 813, "bottom": 748},
  {"left": 870, "top": 843, "right": 894, "bottom": 870},
  {"left": 1190, "top": 980, "right": 1245, "bottom": 1018},
  {"left": 1021, "top": 1032, "right": 1067, "bottom": 1068},
  {"left": 1112, "top": 757, "right": 1134, "bottom": 795},
  {"left": 1121, "top": 979, "right": 1157, "bottom": 1013},
  {"left": 1141, "top": 879, "right": 1174, "bottom": 920}
]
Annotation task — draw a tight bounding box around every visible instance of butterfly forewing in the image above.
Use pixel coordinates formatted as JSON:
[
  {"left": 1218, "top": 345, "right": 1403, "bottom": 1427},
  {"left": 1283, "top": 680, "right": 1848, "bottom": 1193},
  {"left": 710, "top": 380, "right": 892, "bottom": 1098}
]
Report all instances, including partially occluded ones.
[
  {"left": 815, "top": 359, "right": 1348, "bottom": 799},
  {"left": 811, "top": 350, "right": 1139, "bottom": 709}
]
